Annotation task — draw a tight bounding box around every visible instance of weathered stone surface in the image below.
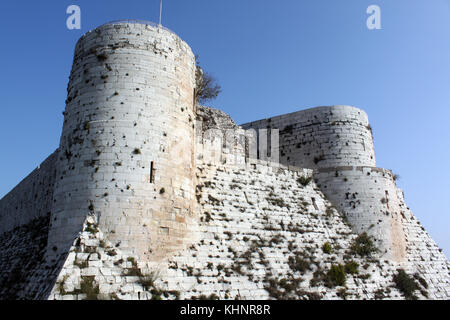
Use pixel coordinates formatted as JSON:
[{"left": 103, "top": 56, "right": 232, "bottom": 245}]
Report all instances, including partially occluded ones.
[
  {"left": 0, "top": 20, "right": 448, "bottom": 300},
  {"left": 196, "top": 105, "right": 239, "bottom": 132},
  {"left": 0, "top": 151, "right": 57, "bottom": 234},
  {"left": 46, "top": 21, "right": 198, "bottom": 263}
]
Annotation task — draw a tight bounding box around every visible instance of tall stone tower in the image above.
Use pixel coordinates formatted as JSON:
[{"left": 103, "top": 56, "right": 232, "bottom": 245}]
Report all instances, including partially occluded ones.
[{"left": 47, "top": 21, "right": 197, "bottom": 263}]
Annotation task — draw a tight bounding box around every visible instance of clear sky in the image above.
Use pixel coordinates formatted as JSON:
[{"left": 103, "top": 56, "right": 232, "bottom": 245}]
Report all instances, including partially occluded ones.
[{"left": 0, "top": 0, "right": 448, "bottom": 257}]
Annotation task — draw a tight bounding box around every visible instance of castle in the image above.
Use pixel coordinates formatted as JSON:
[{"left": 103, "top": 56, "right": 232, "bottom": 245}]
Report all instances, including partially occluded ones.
[{"left": 0, "top": 20, "right": 448, "bottom": 300}]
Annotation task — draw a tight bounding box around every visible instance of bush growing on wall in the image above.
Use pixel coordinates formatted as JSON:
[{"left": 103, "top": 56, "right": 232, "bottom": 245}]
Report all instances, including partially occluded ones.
[{"left": 195, "top": 55, "right": 221, "bottom": 104}]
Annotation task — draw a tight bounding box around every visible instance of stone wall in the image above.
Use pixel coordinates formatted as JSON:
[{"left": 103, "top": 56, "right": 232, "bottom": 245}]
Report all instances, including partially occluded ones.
[
  {"left": 0, "top": 213, "right": 61, "bottom": 300},
  {"left": 164, "top": 160, "right": 448, "bottom": 299},
  {"left": 47, "top": 21, "right": 197, "bottom": 264},
  {"left": 196, "top": 105, "right": 239, "bottom": 133},
  {"left": 398, "top": 190, "right": 449, "bottom": 299},
  {"left": 195, "top": 105, "right": 277, "bottom": 167},
  {"left": 0, "top": 151, "right": 57, "bottom": 234},
  {"left": 47, "top": 160, "right": 449, "bottom": 300},
  {"left": 241, "top": 106, "right": 376, "bottom": 169}
]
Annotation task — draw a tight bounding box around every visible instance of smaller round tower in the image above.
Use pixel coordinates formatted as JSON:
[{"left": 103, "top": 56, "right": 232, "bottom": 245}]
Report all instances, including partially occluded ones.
[
  {"left": 47, "top": 20, "right": 197, "bottom": 262},
  {"left": 315, "top": 167, "right": 406, "bottom": 261},
  {"left": 241, "top": 106, "right": 376, "bottom": 169}
]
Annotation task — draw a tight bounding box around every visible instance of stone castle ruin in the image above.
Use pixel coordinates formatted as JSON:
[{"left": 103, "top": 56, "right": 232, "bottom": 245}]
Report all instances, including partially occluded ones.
[{"left": 0, "top": 21, "right": 448, "bottom": 300}]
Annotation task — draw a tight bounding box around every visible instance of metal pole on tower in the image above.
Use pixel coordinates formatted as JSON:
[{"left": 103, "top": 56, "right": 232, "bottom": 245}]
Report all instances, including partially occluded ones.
[{"left": 159, "top": 0, "right": 163, "bottom": 27}]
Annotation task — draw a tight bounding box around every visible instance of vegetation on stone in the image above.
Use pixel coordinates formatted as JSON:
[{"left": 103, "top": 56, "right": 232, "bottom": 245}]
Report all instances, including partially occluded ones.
[
  {"left": 350, "top": 233, "right": 378, "bottom": 257},
  {"left": 195, "top": 55, "right": 221, "bottom": 104}
]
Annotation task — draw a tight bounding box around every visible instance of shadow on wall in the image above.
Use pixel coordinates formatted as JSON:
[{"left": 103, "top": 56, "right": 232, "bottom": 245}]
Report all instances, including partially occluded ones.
[{"left": 0, "top": 213, "right": 67, "bottom": 300}]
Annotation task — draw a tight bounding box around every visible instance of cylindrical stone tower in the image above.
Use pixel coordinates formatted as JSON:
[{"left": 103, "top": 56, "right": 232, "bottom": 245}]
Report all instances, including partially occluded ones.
[
  {"left": 47, "top": 21, "right": 197, "bottom": 262},
  {"left": 315, "top": 167, "right": 407, "bottom": 261},
  {"left": 242, "top": 105, "right": 376, "bottom": 169}
]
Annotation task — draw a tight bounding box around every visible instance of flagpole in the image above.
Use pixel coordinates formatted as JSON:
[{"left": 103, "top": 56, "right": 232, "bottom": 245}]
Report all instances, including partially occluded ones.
[{"left": 159, "top": 0, "right": 163, "bottom": 27}]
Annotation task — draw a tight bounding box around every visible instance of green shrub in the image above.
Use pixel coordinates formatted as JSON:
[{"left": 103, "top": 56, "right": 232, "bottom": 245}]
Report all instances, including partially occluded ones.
[
  {"left": 344, "top": 261, "right": 359, "bottom": 274},
  {"left": 297, "top": 176, "right": 312, "bottom": 186},
  {"left": 326, "top": 264, "right": 346, "bottom": 287},
  {"left": 393, "top": 269, "right": 419, "bottom": 300},
  {"left": 350, "top": 232, "right": 378, "bottom": 257},
  {"left": 84, "top": 221, "right": 98, "bottom": 234},
  {"left": 322, "top": 242, "right": 333, "bottom": 254},
  {"left": 138, "top": 273, "right": 158, "bottom": 291},
  {"left": 288, "top": 255, "right": 311, "bottom": 273},
  {"left": 80, "top": 276, "right": 99, "bottom": 300},
  {"left": 151, "top": 292, "right": 162, "bottom": 300}
]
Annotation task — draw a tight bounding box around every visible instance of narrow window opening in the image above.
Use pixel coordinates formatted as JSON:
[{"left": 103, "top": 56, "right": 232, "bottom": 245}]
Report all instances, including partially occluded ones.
[
  {"left": 311, "top": 197, "right": 319, "bottom": 210},
  {"left": 150, "top": 161, "right": 155, "bottom": 183},
  {"left": 384, "top": 190, "right": 389, "bottom": 209}
]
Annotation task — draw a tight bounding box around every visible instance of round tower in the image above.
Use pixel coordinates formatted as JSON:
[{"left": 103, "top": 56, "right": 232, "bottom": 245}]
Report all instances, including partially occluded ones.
[
  {"left": 315, "top": 167, "right": 406, "bottom": 261},
  {"left": 47, "top": 21, "right": 197, "bottom": 262},
  {"left": 295, "top": 105, "right": 376, "bottom": 169},
  {"left": 242, "top": 105, "right": 376, "bottom": 169}
]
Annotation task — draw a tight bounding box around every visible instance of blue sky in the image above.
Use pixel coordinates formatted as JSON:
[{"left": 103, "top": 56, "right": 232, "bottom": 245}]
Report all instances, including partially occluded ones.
[{"left": 0, "top": 0, "right": 448, "bottom": 257}]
